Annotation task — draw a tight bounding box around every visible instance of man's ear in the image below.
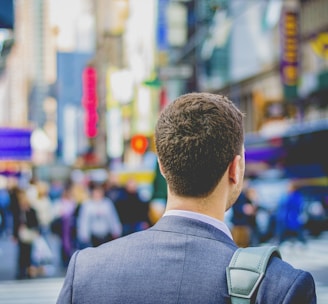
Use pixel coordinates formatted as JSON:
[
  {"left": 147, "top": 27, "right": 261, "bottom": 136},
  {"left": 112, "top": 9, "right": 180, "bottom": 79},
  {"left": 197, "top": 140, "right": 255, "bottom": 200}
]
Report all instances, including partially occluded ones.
[
  {"left": 228, "top": 155, "right": 242, "bottom": 185},
  {"left": 157, "top": 159, "right": 166, "bottom": 179}
]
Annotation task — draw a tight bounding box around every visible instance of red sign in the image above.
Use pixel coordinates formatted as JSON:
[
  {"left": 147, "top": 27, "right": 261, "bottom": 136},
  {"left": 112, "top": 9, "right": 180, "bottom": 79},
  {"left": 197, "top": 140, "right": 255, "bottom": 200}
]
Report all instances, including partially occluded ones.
[
  {"left": 131, "top": 134, "right": 148, "bottom": 154},
  {"left": 82, "top": 66, "right": 98, "bottom": 138}
]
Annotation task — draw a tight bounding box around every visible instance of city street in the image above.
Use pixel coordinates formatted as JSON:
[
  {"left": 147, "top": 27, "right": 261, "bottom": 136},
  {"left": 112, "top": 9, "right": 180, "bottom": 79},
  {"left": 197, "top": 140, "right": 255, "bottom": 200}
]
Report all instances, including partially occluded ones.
[
  {"left": 0, "top": 233, "right": 65, "bottom": 303},
  {"left": 0, "top": 233, "right": 64, "bottom": 281},
  {"left": 0, "top": 231, "right": 328, "bottom": 303},
  {"left": 0, "top": 278, "right": 64, "bottom": 304},
  {"left": 0, "top": 0, "right": 328, "bottom": 303},
  {"left": 275, "top": 231, "right": 328, "bottom": 304}
]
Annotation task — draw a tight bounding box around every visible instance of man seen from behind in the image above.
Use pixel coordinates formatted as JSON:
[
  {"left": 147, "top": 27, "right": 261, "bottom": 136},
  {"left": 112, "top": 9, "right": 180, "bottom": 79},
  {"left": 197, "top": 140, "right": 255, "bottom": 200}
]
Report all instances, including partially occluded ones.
[{"left": 57, "top": 92, "right": 316, "bottom": 304}]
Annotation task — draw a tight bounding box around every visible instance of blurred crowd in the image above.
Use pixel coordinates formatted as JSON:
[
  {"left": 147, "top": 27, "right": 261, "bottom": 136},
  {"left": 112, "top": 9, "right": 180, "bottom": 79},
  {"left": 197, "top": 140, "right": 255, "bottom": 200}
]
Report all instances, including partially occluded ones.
[
  {"left": 0, "top": 172, "right": 327, "bottom": 280},
  {"left": 229, "top": 179, "right": 328, "bottom": 248},
  {"left": 0, "top": 172, "right": 156, "bottom": 280}
]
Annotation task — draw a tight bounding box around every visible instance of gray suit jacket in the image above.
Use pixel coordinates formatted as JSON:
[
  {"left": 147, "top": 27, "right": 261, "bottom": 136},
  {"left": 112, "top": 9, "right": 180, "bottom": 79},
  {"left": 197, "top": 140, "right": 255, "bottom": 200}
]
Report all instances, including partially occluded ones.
[{"left": 57, "top": 215, "right": 316, "bottom": 304}]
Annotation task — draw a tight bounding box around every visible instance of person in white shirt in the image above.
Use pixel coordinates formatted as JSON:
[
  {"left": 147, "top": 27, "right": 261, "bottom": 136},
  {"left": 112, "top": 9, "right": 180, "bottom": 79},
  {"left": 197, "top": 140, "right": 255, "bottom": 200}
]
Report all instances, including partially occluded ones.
[{"left": 77, "top": 182, "right": 122, "bottom": 247}]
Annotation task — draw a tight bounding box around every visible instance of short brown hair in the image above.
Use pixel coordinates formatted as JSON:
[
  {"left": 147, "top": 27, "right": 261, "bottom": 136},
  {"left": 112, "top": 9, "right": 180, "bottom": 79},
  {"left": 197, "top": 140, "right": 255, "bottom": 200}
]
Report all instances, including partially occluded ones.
[{"left": 155, "top": 92, "right": 244, "bottom": 197}]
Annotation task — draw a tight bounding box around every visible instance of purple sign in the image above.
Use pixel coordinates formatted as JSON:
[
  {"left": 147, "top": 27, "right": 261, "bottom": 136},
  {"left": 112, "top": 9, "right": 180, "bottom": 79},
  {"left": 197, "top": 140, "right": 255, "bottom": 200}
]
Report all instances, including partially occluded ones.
[
  {"left": 245, "top": 146, "right": 286, "bottom": 164},
  {"left": 0, "top": 128, "right": 32, "bottom": 160}
]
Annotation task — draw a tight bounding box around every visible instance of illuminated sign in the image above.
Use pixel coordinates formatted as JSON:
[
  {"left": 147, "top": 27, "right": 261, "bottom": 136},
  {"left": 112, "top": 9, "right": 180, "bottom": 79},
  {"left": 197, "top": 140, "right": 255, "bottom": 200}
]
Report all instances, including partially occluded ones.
[
  {"left": 0, "top": 128, "right": 32, "bottom": 160},
  {"left": 310, "top": 32, "right": 328, "bottom": 59},
  {"left": 82, "top": 66, "right": 98, "bottom": 138},
  {"left": 280, "top": 9, "right": 299, "bottom": 87},
  {"left": 131, "top": 134, "right": 148, "bottom": 154},
  {"left": 106, "top": 109, "right": 123, "bottom": 158},
  {"left": 157, "top": 0, "right": 169, "bottom": 51}
]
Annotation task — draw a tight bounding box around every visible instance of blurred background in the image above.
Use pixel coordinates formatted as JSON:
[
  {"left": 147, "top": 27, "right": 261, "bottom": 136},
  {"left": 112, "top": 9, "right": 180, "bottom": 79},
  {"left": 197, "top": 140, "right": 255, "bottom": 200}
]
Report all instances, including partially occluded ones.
[{"left": 0, "top": 0, "right": 328, "bottom": 302}]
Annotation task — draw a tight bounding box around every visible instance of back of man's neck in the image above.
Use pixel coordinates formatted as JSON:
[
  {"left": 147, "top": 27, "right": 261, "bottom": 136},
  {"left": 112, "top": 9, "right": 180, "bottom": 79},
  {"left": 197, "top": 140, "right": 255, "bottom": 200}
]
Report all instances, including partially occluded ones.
[{"left": 165, "top": 196, "right": 226, "bottom": 222}]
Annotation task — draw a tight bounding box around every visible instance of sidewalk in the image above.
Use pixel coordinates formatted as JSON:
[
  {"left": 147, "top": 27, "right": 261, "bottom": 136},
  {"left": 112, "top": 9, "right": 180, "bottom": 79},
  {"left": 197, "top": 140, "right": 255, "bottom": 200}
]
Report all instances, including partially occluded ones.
[
  {"left": 0, "top": 233, "right": 65, "bottom": 281},
  {"left": 0, "top": 277, "right": 64, "bottom": 304}
]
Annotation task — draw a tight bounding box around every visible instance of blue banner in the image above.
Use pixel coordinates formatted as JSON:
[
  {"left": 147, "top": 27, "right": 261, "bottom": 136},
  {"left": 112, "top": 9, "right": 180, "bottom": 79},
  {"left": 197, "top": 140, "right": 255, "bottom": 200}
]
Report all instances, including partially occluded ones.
[
  {"left": 156, "top": 0, "right": 169, "bottom": 51},
  {"left": 0, "top": 0, "right": 14, "bottom": 29},
  {"left": 0, "top": 128, "right": 32, "bottom": 160}
]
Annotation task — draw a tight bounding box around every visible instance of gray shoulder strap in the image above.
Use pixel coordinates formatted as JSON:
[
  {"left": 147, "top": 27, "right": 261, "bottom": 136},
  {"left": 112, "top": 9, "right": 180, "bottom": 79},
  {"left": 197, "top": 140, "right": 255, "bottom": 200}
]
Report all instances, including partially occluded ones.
[{"left": 226, "top": 246, "right": 281, "bottom": 304}]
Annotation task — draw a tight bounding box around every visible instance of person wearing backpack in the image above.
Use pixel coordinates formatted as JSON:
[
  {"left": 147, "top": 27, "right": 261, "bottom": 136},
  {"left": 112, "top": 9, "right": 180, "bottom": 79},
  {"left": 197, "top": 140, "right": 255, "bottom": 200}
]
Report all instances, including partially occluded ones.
[{"left": 57, "top": 92, "right": 316, "bottom": 304}]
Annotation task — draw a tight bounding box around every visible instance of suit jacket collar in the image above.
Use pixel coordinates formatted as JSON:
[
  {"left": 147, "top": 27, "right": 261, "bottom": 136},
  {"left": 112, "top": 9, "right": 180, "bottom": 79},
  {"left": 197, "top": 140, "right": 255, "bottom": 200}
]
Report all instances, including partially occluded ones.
[{"left": 150, "top": 215, "right": 236, "bottom": 247}]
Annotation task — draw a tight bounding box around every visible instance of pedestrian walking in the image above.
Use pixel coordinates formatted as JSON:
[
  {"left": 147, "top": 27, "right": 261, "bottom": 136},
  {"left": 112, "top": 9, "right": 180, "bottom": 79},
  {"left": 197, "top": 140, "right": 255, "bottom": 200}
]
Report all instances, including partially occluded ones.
[
  {"left": 115, "top": 178, "right": 150, "bottom": 236},
  {"left": 230, "top": 179, "right": 259, "bottom": 247},
  {"left": 77, "top": 182, "right": 122, "bottom": 247},
  {"left": 275, "top": 181, "right": 307, "bottom": 245},
  {"left": 52, "top": 183, "right": 77, "bottom": 267},
  {"left": 0, "top": 176, "right": 10, "bottom": 237},
  {"left": 31, "top": 181, "right": 54, "bottom": 237},
  {"left": 12, "top": 188, "right": 39, "bottom": 279}
]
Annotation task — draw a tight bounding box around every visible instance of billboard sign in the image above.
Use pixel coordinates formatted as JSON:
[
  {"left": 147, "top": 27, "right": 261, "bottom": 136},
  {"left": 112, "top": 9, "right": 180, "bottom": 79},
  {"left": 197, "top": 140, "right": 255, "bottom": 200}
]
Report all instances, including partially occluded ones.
[
  {"left": 0, "top": 128, "right": 32, "bottom": 160},
  {"left": 280, "top": 8, "right": 300, "bottom": 99}
]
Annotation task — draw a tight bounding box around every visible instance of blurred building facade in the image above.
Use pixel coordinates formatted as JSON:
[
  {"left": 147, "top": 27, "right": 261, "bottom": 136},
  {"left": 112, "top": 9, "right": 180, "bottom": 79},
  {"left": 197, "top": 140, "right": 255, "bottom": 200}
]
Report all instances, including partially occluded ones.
[
  {"left": 0, "top": 0, "right": 327, "bottom": 181},
  {"left": 158, "top": 0, "right": 328, "bottom": 134}
]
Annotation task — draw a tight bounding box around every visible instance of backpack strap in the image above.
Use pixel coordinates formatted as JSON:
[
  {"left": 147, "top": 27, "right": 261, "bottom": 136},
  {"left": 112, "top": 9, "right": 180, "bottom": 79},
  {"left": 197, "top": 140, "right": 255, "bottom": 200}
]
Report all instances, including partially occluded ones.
[{"left": 226, "top": 246, "right": 281, "bottom": 304}]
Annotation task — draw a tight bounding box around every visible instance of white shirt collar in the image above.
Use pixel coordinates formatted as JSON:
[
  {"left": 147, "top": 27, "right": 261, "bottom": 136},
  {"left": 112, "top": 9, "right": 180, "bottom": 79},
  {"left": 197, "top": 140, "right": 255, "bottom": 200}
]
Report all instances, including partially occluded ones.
[{"left": 163, "top": 209, "right": 233, "bottom": 239}]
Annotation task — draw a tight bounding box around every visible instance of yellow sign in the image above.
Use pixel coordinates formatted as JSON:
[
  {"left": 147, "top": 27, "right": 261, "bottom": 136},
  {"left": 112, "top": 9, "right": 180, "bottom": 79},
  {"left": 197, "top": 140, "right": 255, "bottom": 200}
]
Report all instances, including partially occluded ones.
[
  {"left": 280, "top": 10, "right": 299, "bottom": 86},
  {"left": 310, "top": 32, "right": 328, "bottom": 59}
]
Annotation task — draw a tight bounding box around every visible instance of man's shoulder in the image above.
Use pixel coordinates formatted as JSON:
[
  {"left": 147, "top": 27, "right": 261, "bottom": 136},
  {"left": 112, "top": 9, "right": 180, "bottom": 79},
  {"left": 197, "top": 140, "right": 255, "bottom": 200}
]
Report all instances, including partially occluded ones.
[
  {"left": 257, "top": 255, "right": 316, "bottom": 303},
  {"left": 266, "top": 254, "right": 308, "bottom": 277},
  {"left": 78, "top": 230, "right": 148, "bottom": 255},
  {"left": 228, "top": 246, "right": 316, "bottom": 303}
]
